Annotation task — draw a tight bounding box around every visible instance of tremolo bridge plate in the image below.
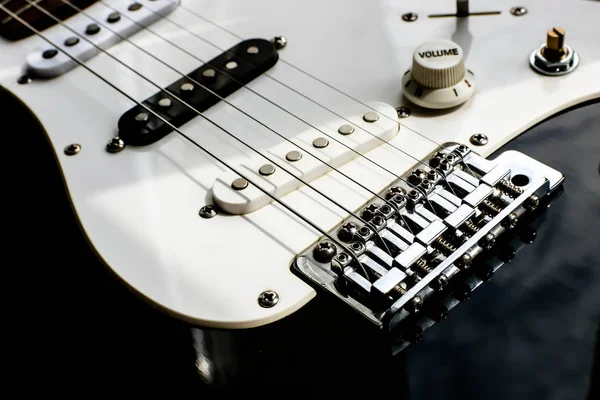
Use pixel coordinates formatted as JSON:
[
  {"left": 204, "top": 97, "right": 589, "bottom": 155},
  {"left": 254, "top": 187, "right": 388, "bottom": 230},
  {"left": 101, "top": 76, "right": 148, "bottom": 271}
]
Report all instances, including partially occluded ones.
[{"left": 294, "top": 144, "right": 564, "bottom": 341}]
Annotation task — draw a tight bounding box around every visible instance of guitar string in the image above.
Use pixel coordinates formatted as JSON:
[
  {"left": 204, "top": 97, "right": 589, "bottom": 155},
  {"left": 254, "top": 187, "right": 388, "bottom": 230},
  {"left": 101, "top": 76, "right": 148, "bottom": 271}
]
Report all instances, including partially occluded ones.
[
  {"left": 0, "top": 3, "right": 376, "bottom": 279},
  {"left": 24, "top": 0, "right": 401, "bottom": 256},
  {"left": 110, "top": 0, "right": 464, "bottom": 197},
  {"left": 170, "top": 0, "right": 480, "bottom": 179},
  {"left": 56, "top": 0, "right": 433, "bottom": 229},
  {"left": 95, "top": 0, "right": 461, "bottom": 204}
]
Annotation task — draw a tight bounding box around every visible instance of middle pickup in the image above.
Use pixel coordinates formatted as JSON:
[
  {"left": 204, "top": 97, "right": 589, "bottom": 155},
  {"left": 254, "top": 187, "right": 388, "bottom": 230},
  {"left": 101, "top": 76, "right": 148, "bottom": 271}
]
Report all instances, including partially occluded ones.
[{"left": 117, "top": 38, "right": 279, "bottom": 146}]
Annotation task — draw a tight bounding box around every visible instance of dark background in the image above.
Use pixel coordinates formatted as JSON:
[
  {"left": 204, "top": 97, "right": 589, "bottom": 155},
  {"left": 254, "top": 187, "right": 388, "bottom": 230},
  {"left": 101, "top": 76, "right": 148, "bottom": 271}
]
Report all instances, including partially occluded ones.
[{"left": 5, "top": 84, "right": 599, "bottom": 396}]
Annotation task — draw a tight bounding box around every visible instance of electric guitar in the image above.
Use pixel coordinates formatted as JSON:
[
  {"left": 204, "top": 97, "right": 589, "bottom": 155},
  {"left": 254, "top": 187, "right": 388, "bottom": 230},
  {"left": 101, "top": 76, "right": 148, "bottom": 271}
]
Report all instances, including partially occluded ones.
[{"left": 3, "top": 0, "right": 599, "bottom": 391}]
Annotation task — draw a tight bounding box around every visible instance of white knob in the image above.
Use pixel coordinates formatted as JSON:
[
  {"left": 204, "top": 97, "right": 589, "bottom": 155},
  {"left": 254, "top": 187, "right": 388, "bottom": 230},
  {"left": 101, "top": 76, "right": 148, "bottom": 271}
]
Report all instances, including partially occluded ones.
[{"left": 402, "top": 39, "right": 476, "bottom": 109}]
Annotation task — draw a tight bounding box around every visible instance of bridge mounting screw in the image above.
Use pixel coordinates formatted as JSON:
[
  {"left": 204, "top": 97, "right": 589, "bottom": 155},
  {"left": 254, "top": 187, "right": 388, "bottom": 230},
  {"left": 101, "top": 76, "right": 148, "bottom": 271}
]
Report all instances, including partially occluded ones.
[
  {"left": 510, "top": 6, "right": 527, "bottom": 16},
  {"left": 198, "top": 205, "right": 217, "bottom": 219},
  {"left": 313, "top": 241, "right": 337, "bottom": 263},
  {"left": 470, "top": 133, "right": 488, "bottom": 146},
  {"left": 258, "top": 290, "right": 279, "bottom": 308},
  {"left": 272, "top": 36, "right": 288, "bottom": 50},
  {"left": 64, "top": 143, "right": 81, "bottom": 155},
  {"left": 396, "top": 106, "right": 411, "bottom": 118},
  {"left": 402, "top": 12, "right": 418, "bottom": 22},
  {"left": 106, "top": 137, "right": 125, "bottom": 153}
]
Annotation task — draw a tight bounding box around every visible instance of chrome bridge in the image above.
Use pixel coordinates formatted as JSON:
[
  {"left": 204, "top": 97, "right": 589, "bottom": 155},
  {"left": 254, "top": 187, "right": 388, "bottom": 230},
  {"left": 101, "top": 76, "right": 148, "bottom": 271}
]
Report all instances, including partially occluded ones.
[{"left": 294, "top": 143, "right": 564, "bottom": 342}]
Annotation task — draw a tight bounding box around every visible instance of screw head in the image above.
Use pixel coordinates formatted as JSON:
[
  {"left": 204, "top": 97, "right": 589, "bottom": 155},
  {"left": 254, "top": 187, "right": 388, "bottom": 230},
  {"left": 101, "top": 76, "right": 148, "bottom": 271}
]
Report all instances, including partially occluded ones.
[
  {"left": 272, "top": 36, "right": 288, "bottom": 50},
  {"left": 313, "top": 241, "right": 337, "bottom": 263},
  {"left": 434, "top": 274, "right": 449, "bottom": 290},
  {"left": 396, "top": 106, "right": 412, "bottom": 118},
  {"left": 479, "top": 233, "right": 496, "bottom": 251},
  {"left": 64, "top": 144, "right": 81, "bottom": 155},
  {"left": 18, "top": 75, "right": 31, "bottom": 84},
  {"left": 525, "top": 194, "right": 540, "bottom": 212},
  {"left": 470, "top": 133, "right": 488, "bottom": 146},
  {"left": 106, "top": 137, "right": 125, "bottom": 153},
  {"left": 409, "top": 296, "right": 423, "bottom": 313},
  {"left": 402, "top": 12, "right": 418, "bottom": 22},
  {"left": 510, "top": 6, "right": 527, "bottom": 16},
  {"left": 231, "top": 177, "right": 249, "bottom": 191},
  {"left": 258, "top": 290, "right": 279, "bottom": 308},
  {"left": 199, "top": 205, "right": 217, "bottom": 219},
  {"left": 502, "top": 213, "right": 519, "bottom": 230}
]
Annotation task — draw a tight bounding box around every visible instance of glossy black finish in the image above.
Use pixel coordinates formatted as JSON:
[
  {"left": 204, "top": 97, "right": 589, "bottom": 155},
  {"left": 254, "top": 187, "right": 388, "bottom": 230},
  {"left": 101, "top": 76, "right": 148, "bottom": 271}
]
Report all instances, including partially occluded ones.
[{"left": 6, "top": 76, "right": 599, "bottom": 396}]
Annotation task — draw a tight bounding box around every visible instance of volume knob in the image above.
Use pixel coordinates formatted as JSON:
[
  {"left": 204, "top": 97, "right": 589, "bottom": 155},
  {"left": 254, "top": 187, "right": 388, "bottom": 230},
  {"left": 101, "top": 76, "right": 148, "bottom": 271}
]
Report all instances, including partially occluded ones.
[{"left": 402, "top": 39, "right": 476, "bottom": 109}]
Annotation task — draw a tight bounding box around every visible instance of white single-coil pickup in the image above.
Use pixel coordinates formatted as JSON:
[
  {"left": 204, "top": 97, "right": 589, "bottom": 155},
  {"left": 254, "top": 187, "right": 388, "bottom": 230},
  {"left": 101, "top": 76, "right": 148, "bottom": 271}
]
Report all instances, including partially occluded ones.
[
  {"left": 213, "top": 102, "right": 399, "bottom": 215},
  {"left": 26, "top": 0, "right": 178, "bottom": 78}
]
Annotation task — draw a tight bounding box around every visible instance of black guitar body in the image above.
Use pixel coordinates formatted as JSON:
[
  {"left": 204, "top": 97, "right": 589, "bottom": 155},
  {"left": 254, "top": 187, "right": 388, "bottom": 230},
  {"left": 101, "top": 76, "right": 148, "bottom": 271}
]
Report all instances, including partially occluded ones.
[{"left": 5, "top": 83, "right": 599, "bottom": 396}]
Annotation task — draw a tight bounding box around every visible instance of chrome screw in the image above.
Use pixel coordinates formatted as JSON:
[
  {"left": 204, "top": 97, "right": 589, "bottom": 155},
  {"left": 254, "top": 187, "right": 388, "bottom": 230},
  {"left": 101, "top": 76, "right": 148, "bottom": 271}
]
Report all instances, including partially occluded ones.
[
  {"left": 470, "top": 133, "right": 488, "bottom": 146},
  {"left": 258, "top": 290, "right": 279, "bottom": 308},
  {"left": 510, "top": 6, "right": 527, "bottom": 16},
  {"left": 479, "top": 233, "right": 496, "bottom": 251},
  {"left": 64, "top": 143, "right": 81, "bottom": 155},
  {"left": 198, "top": 205, "right": 217, "bottom": 219},
  {"left": 106, "top": 137, "right": 125, "bottom": 153},
  {"left": 502, "top": 213, "right": 519, "bottom": 230},
  {"left": 525, "top": 194, "right": 540, "bottom": 212},
  {"left": 396, "top": 106, "right": 412, "bottom": 118},
  {"left": 313, "top": 241, "right": 337, "bottom": 263},
  {"left": 272, "top": 36, "right": 288, "bottom": 50},
  {"left": 402, "top": 12, "right": 418, "bottom": 22}
]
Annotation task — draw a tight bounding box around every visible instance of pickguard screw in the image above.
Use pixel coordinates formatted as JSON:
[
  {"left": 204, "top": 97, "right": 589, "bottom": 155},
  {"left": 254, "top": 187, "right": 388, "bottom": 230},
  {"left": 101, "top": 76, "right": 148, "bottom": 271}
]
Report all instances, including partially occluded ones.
[
  {"left": 18, "top": 75, "right": 31, "bottom": 84},
  {"left": 402, "top": 12, "right": 418, "bottom": 22},
  {"left": 258, "top": 290, "right": 279, "bottom": 308},
  {"left": 396, "top": 106, "right": 412, "bottom": 118},
  {"left": 272, "top": 36, "right": 288, "bottom": 50},
  {"left": 510, "top": 6, "right": 527, "bottom": 16},
  {"left": 313, "top": 241, "right": 337, "bottom": 263},
  {"left": 106, "top": 136, "right": 125, "bottom": 153},
  {"left": 470, "top": 133, "right": 488, "bottom": 146},
  {"left": 64, "top": 143, "right": 81, "bottom": 155},
  {"left": 199, "top": 205, "right": 217, "bottom": 219}
]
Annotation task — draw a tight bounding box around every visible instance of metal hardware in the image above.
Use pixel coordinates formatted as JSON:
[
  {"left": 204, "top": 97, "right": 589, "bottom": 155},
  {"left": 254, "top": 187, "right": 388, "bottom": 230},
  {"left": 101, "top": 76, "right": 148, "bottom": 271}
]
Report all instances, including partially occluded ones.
[
  {"left": 64, "top": 143, "right": 81, "bottom": 156},
  {"left": 64, "top": 37, "right": 79, "bottom": 47},
  {"left": 510, "top": 6, "right": 527, "bottom": 16},
  {"left": 272, "top": 36, "right": 288, "bottom": 50},
  {"left": 180, "top": 82, "right": 195, "bottom": 94},
  {"left": 530, "top": 32, "right": 579, "bottom": 76},
  {"left": 338, "top": 124, "right": 354, "bottom": 135},
  {"left": 107, "top": 11, "right": 121, "bottom": 24},
  {"left": 363, "top": 112, "right": 380, "bottom": 123},
  {"left": 198, "top": 205, "right": 217, "bottom": 219},
  {"left": 402, "top": 12, "right": 418, "bottom": 22},
  {"left": 312, "top": 137, "right": 329, "bottom": 148},
  {"left": 497, "top": 179, "right": 523, "bottom": 198},
  {"left": 470, "top": 133, "right": 488, "bottom": 146},
  {"left": 396, "top": 106, "right": 411, "bottom": 118},
  {"left": 202, "top": 69, "right": 216, "bottom": 79},
  {"left": 106, "top": 137, "right": 125, "bottom": 153},
  {"left": 158, "top": 98, "right": 172, "bottom": 108},
  {"left": 128, "top": 3, "right": 143, "bottom": 12},
  {"left": 231, "top": 177, "right": 249, "bottom": 191},
  {"left": 294, "top": 143, "right": 564, "bottom": 336},
  {"left": 258, "top": 290, "right": 279, "bottom": 308},
  {"left": 135, "top": 112, "right": 149, "bottom": 122},
  {"left": 17, "top": 75, "right": 31, "bottom": 84},
  {"left": 247, "top": 46, "right": 259, "bottom": 54},
  {"left": 286, "top": 151, "right": 302, "bottom": 162},
  {"left": 525, "top": 194, "right": 540, "bottom": 212},
  {"left": 259, "top": 164, "right": 276, "bottom": 176},
  {"left": 313, "top": 241, "right": 337, "bottom": 263}
]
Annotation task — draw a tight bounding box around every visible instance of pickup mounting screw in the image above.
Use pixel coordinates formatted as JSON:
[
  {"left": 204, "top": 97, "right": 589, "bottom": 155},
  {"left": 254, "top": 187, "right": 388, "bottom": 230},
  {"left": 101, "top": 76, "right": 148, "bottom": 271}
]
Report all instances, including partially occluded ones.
[
  {"left": 313, "top": 241, "right": 337, "bottom": 263},
  {"left": 258, "top": 290, "right": 279, "bottom": 308},
  {"left": 396, "top": 106, "right": 411, "bottom": 118},
  {"left": 64, "top": 144, "right": 81, "bottom": 156},
  {"left": 510, "top": 6, "right": 527, "bottom": 16},
  {"left": 199, "top": 205, "right": 217, "bottom": 219},
  {"left": 402, "top": 12, "right": 418, "bottom": 22},
  {"left": 470, "top": 133, "right": 488, "bottom": 146},
  {"left": 106, "top": 137, "right": 125, "bottom": 153},
  {"left": 272, "top": 36, "right": 287, "bottom": 50}
]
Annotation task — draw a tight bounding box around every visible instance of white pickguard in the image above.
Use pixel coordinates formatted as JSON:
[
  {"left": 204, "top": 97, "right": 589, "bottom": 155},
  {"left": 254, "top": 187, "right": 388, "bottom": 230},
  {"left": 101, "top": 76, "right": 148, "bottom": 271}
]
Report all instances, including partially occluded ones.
[{"left": 1, "top": 0, "right": 598, "bottom": 328}]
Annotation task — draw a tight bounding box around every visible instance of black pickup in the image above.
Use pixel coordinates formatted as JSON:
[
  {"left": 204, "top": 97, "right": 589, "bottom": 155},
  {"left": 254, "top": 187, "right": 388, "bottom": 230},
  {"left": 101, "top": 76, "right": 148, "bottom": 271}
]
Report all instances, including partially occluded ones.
[{"left": 117, "top": 38, "right": 279, "bottom": 146}]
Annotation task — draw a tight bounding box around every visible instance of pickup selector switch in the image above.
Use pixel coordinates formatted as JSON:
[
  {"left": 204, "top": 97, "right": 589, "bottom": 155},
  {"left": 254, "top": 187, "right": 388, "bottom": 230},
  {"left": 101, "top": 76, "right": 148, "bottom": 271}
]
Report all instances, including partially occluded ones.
[{"left": 402, "top": 39, "right": 476, "bottom": 109}]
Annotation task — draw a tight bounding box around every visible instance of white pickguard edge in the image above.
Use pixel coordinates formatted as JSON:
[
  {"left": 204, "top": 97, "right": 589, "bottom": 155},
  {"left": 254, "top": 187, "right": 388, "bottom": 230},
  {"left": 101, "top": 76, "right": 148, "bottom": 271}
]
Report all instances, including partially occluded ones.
[{"left": 1, "top": 0, "right": 598, "bottom": 328}]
